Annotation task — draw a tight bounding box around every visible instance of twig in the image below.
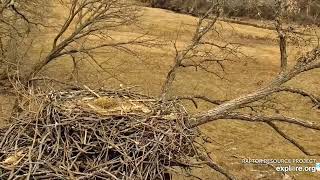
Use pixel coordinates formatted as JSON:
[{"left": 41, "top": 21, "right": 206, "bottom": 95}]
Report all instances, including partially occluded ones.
[
  {"left": 199, "top": 155, "right": 236, "bottom": 180},
  {"left": 266, "top": 121, "right": 320, "bottom": 156}
]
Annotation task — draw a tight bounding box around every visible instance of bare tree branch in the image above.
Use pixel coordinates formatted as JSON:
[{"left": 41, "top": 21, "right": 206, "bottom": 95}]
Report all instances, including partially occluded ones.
[
  {"left": 277, "top": 86, "right": 320, "bottom": 107},
  {"left": 199, "top": 155, "right": 236, "bottom": 180},
  {"left": 25, "top": 0, "right": 144, "bottom": 81},
  {"left": 192, "top": 47, "right": 320, "bottom": 127},
  {"left": 169, "top": 95, "right": 224, "bottom": 108},
  {"left": 160, "top": 2, "right": 222, "bottom": 100},
  {"left": 266, "top": 121, "right": 320, "bottom": 156},
  {"left": 204, "top": 112, "right": 320, "bottom": 131},
  {"left": 275, "top": 0, "right": 288, "bottom": 72},
  {"left": 28, "top": 77, "right": 81, "bottom": 89},
  {"left": 189, "top": 112, "right": 320, "bottom": 157}
]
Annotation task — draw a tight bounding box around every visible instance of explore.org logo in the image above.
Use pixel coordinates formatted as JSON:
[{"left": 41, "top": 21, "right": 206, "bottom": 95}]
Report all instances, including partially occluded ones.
[
  {"left": 316, "top": 163, "right": 320, "bottom": 171},
  {"left": 242, "top": 159, "right": 320, "bottom": 173},
  {"left": 275, "top": 163, "right": 320, "bottom": 173}
]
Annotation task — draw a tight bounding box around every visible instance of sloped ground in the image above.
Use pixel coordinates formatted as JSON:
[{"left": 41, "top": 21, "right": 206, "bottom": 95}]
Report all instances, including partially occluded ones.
[{"left": 1, "top": 5, "right": 320, "bottom": 180}]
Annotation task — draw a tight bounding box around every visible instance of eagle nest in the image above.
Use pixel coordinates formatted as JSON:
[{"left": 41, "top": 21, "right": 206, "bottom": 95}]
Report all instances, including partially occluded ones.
[{"left": 0, "top": 88, "right": 204, "bottom": 179}]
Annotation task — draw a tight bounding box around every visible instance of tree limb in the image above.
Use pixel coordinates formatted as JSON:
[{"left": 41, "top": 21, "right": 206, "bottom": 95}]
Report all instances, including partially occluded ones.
[
  {"left": 199, "top": 155, "right": 236, "bottom": 180},
  {"left": 278, "top": 86, "right": 320, "bottom": 107},
  {"left": 275, "top": 0, "right": 288, "bottom": 72},
  {"left": 199, "top": 112, "right": 320, "bottom": 131},
  {"left": 191, "top": 47, "right": 320, "bottom": 127},
  {"left": 160, "top": 2, "right": 221, "bottom": 100},
  {"left": 169, "top": 95, "right": 224, "bottom": 108},
  {"left": 266, "top": 121, "right": 320, "bottom": 156},
  {"left": 24, "top": 0, "right": 142, "bottom": 81}
]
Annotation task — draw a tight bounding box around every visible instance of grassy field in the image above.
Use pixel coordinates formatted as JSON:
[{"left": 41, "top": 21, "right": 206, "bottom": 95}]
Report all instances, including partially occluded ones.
[{"left": 1, "top": 5, "right": 320, "bottom": 180}]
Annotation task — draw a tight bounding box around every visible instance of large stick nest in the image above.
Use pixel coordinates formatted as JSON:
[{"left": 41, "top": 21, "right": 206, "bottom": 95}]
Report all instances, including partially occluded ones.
[{"left": 0, "top": 88, "right": 202, "bottom": 179}]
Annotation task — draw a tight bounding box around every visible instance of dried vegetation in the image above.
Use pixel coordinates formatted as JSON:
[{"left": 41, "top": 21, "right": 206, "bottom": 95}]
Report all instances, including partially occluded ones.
[{"left": 0, "top": 87, "right": 202, "bottom": 179}]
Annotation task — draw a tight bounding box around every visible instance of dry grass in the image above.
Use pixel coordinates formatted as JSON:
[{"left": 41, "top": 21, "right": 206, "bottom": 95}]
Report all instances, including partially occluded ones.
[
  {"left": 0, "top": 6, "right": 320, "bottom": 180},
  {"left": 0, "top": 95, "right": 16, "bottom": 128}
]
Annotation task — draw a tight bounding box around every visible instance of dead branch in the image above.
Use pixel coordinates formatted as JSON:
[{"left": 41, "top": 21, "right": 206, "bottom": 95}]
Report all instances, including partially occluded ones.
[
  {"left": 275, "top": 0, "right": 288, "bottom": 72},
  {"left": 28, "top": 77, "right": 81, "bottom": 89},
  {"left": 160, "top": 1, "right": 222, "bottom": 99},
  {"left": 169, "top": 95, "right": 224, "bottom": 108},
  {"left": 190, "top": 112, "right": 320, "bottom": 156},
  {"left": 215, "top": 113, "right": 320, "bottom": 131},
  {"left": 277, "top": 86, "right": 320, "bottom": 107},
  {"left": 199, "top": 155, "right": 236, "bottom": 180},
  {"left": 191, "top": 47, "right": 320, "bottom": 127},
  {"left": 25, "top": 0, "right": 150, "bottom": 82},
  {"left": 266, "top": 121, "right": 320, "bottom": 156}
]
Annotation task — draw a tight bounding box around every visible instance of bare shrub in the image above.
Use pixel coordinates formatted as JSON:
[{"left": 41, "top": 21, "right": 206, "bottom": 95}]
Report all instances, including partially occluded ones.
[{"left": 0, "top": 0, "right": 153, "bottom": 86}]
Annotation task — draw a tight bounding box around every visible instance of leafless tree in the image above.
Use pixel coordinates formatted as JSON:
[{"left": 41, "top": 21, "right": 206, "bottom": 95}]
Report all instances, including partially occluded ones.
[
  {"left": 161, "top": 1, "right": 243, "bottom": 100},
  {"left": 0, "top": 0, "right": 153, "bottom": 87}
]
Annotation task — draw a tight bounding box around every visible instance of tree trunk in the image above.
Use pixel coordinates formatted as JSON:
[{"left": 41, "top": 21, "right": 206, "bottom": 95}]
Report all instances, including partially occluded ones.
[
  {"left": 25, "top": 57, "right": 52, "bottom": 82},
  {"left": 306, "top": 0, "right": 311, "bottom": 16}
]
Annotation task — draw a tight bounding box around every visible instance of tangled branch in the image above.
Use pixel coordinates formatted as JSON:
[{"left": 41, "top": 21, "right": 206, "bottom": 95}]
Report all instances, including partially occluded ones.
[{"left": 0, "top": 88, "right": 201, "bottom": 179}]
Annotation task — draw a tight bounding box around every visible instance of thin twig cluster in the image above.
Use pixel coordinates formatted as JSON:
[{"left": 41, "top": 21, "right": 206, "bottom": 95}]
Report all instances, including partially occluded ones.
[{"left": 0, "top": 88, "right": 200, "bottom": 179}]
